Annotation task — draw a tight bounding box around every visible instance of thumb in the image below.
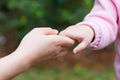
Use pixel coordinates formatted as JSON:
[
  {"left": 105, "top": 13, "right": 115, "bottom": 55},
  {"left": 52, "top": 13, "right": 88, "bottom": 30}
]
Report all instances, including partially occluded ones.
[{"left": 73, "top": 41, "right": 88, "bottom": 54}]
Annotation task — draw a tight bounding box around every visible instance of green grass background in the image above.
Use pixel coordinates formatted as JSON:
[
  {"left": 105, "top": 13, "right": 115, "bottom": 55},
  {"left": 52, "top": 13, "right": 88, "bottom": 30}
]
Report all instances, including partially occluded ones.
[{"left": 14, "top": 66, "right": 116, "bottom": 80}]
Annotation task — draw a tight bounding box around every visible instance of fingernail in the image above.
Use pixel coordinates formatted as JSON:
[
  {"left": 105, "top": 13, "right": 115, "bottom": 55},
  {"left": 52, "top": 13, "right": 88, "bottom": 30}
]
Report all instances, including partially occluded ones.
[
  {"left": 73, "top": 49, "right": 78, "bottom": 54},
  {"left": 53, "top": 29, "right": 59, "bottom": 34}
]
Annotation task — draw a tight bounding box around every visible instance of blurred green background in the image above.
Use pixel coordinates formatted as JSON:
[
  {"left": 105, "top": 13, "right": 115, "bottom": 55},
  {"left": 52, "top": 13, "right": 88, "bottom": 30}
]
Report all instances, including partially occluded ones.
[{"left": 0, "top": 0, "right": 116, "bottom": 80}]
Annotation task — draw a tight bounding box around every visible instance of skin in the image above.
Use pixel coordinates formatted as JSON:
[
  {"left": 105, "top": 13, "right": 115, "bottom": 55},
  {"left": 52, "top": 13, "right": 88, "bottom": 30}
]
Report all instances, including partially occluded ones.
[
  {"left": 59, "top": 25, "right": 95, "bottom": 54},
  {"left": 0, "top": 28, "right": 74, "bottom": 80}
]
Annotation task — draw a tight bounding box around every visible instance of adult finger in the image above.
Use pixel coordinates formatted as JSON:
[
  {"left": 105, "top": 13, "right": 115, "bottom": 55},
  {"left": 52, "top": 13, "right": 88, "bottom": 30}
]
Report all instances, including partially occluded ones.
[
  {"left": 57, "top": 36, "right": 75, "bottom": 47},
  {"left": 32, "top": 27, "right": 58, "bottom": 35}
]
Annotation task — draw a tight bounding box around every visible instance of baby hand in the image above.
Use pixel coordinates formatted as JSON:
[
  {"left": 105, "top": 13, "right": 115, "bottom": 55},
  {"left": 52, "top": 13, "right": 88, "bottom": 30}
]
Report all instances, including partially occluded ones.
[{"left": 59, "top": 25, "right": 94, "bottom": 54}]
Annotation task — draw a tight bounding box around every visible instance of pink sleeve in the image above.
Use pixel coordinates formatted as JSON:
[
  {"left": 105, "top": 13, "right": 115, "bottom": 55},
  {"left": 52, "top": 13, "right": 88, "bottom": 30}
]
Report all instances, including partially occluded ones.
[{"left": 76, "top": 0, "right": 118, "bottom": 50}]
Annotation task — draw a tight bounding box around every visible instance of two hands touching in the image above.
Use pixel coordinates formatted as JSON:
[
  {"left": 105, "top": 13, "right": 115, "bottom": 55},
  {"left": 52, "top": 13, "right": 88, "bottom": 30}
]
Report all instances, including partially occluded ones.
[
  {"left": 17, "top": 25, "right": 94, "bottom": 65},
  {"left": 0, "top": 25, "right": 94, "bottom": 80},
  {"left": 21, "top": 25, "right": 94, "bottom": 64}
]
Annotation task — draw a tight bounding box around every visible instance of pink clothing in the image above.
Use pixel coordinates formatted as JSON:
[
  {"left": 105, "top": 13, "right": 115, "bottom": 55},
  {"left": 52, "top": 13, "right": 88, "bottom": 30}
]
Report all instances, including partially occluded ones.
[{"left": 76, "top": 0, "right": 120, "bottom": 79}]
